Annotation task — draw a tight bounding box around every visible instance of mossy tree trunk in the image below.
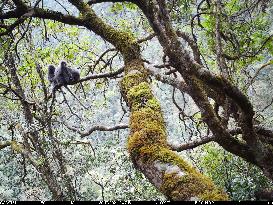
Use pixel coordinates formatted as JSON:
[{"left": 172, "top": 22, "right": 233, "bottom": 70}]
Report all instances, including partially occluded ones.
[{"left": 120, "top": 60, "right": 228, "bottom": 200}]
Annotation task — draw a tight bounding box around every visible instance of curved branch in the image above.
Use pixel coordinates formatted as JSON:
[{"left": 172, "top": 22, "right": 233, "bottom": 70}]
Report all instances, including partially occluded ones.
[
  {"left": 64, "top": 123, "right": 129, "bottom": 137},
  {"left": 169, "top": 136, "right": 215, "bottom": 152},
  {"left": 176, "top": 30, "right": 202, "bottom": 64},
  {"left": 87, "top": 0, "right": 127, "bottom": 5},
  {"left": 79, "top": 67, "right": 124, "bottom": 83}
]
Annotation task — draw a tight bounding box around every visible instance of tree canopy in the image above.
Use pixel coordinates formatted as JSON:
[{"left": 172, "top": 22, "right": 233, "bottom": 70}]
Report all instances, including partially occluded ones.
[{"left": 0, "top": 0, "right": 273, "bottom": 201}]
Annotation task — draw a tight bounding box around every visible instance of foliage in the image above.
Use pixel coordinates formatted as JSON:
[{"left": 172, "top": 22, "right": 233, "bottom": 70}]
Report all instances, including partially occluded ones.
[{"left": 198, "top": 143, "right": 273, "bottom": 200}]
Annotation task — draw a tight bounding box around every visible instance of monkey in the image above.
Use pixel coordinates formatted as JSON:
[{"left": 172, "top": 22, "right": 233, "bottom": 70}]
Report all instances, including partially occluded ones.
[
  {"left": 50, "top": 61, "right": 80, "bottom": 89},
  {"left": 48, "top": 64, "right": 56, "bottom": 84},
  {"left": 47, "top": 61, "right": 87, "bottom": 109}
]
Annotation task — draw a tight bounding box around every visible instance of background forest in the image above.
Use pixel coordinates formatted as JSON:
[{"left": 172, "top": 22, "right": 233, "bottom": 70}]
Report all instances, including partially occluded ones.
[{"left": 0, "top": 0, "right": 273, "bottom": 201}]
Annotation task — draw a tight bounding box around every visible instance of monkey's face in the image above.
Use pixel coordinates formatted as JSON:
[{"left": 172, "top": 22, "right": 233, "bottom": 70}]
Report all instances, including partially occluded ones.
[
  {"left": 60, "top": 61, "right": 67, "bottom": 67},
  {"left": 48, "top": 65, "right": 55, "bottom": 73}
]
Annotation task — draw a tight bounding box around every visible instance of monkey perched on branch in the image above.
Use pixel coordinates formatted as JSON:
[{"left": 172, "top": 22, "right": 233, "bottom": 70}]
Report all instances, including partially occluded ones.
[
  {"left": 48, "top": 60, "right": 87, "bottom": 109},
  {"left": 48, "top": 61, "right": 80, "bottom": 90}
]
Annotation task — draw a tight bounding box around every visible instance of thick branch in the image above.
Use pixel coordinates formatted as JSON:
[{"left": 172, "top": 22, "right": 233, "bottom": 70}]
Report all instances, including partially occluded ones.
[
  {"left": 146, "top": 65, "right": 188, "bottom": 92},
  {"left": 176, "top": 30, "right": 202, "bottom": 64},
  {"left": 136, "top": 0, "right": 270, "bottom": 173}
]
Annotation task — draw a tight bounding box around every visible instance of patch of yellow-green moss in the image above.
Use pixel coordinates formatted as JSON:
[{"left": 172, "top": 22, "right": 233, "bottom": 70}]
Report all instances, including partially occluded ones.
[
  {"left": 159, "top": 148, "right": 228, "bottom": 200},
  {"left": 127, "top": 99, "right": 167, "bottom": 158},
  {"left": 124, "top": 59, "right": 147, "bottom": 73},
  {"left": 127, "top": 107, "right": 167, "bottom": 157},
  {"left": 138, "top": 145, "right": 194, "bottom": 171},
  {"left": 120, "top": 73, "right": 147, "bottom": 96},
  {"left": 130, "top": 107, "right": 165, "bottom": 132},
  {"left": 128, "top": 129, "right": 167, "bottom": 158},
  {"left": 126, "top": 82, "right": 162, "bottom": 111},
  {"left": 129, "top": 144, "right": 229, "bottom": 200},
  {"left": 161, "top": 170, "right": 228, "bottom": 201},
  {"left": 10, "top": 141, "right": 22, "bottom": 153},
  {"left": 162, "top": 173, "right": 200, "bottom": 200},
  {"left": 146, "top": 98, "right": 161, "bottom": 111},
  {"left": 127, "top": 82, "right": 153, "bottom": 101},
  {"left": 201, "top": 189, "right": 229, "bottom": 200},
  {"left": 111, "top": 31, "right": 140, "bottom": 61}
]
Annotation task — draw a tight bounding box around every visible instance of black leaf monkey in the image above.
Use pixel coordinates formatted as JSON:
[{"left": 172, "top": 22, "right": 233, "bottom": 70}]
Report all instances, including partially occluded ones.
[
  {"left": 48, "top": 61, "right": 80, "bottom": 90},
  {"left": 48, "top": 61, "right": 87, "bottom": 109}
]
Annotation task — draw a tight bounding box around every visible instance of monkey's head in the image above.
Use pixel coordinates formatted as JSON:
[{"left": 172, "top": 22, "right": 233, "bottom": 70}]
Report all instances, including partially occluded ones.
[
  {"left": 60, "top": 60, "right": 67, "bottom": 68},
  {"left": 48, "top": 65, "right": 56, "bottom": 83},
  {"left": 48, "top": 65, "right": 56, "bottom": 73}
]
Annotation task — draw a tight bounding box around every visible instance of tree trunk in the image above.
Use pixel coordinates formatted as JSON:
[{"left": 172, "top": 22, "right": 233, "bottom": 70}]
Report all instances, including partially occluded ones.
[{"left": 119, "top": 58, "right": 228, "bottom": 200}]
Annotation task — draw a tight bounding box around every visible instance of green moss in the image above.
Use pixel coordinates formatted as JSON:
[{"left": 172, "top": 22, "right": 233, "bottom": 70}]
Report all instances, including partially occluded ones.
[
  {"left": 10, "top": 141, "right": 22, "bottom": 153},
  {"left": 129, "top": 142, "right": 229, "bottom": 200},
  {"left": 128, "top": 82, "right": 153, "bottom": 101},
  {"left": 121, "top": 79, "right": 161, "bottom": 111},
  {"left": 201, "top": 189, "right": 229, "bottom": 200},
  {"left": 136, "top": 146, "right": 194, "bottom": 172},
  {"left": 127, "top": 95, "right": 167, "bottom": 158},
  {"left": 146, "top": 98, "right": 161, "bottom": 110},
  {"left": 162, "top": 173, "right": 198, "bottom": 200},
  {"left": 120, "top": 73, "right": 147, "bottom": 95},
  {"left": 127, "top": 82, "right": 158, "bottom": 110},
  {"left": 130, "top": 108, "right": 165, "bottom": 131},
  {"left": 160, "top": 159, "right": 229, "bottom": 201},
  {"left": 128, "top": 130, "right": 167, "bottom": 156},
  {"left": 157, "top": 148, "right": 228, "bottom": 200},
  {"left": 127, "top": 108, "right": 167, "bottom": 155}
]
